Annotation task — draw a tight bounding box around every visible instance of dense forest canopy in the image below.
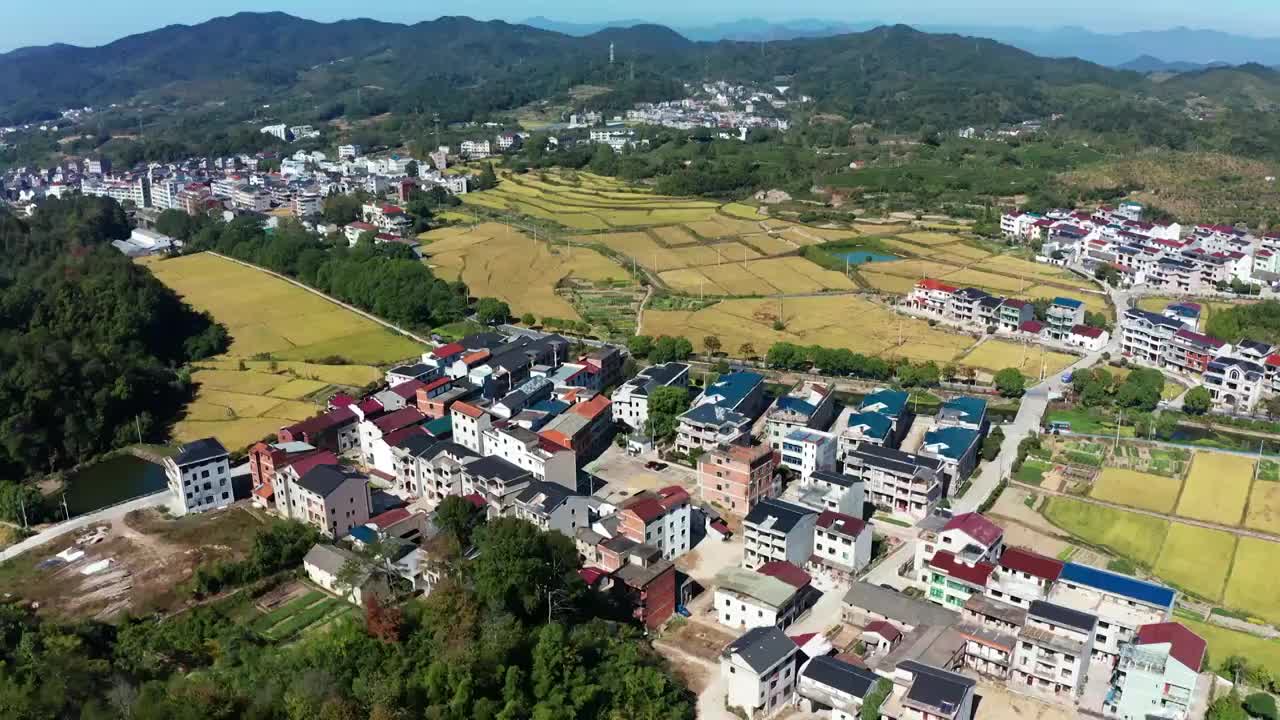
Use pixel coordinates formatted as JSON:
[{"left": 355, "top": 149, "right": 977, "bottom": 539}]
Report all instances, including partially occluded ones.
[
  {"left": 1205, "top": 300, "right": 1280, "bottom": 345},
  {"left": 0, "top": 197, "right": 226, "bottom": 483}
]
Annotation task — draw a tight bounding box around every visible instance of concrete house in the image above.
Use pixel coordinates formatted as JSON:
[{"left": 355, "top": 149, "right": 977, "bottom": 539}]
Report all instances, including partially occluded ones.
[
  {"left": 616, "top": 485, "right": 692, "bottom": 560},
  {"left": 510, "top": 480, "right": 592, "bottom": 536},
  {"left": 721, "top": 626, "right": 801, "bottom": 719},
  {"left": 699, "top": 443, "right": 779, "bottom": 516},
  {"left": 165, "top": 438, "right": 232, "bottom": 515},
  {"left": 807, "top": 510, "right": 873, "bottom": 589},
  {"left": 919, "top": 426, "right": 982, "bottom": 491},
  {"left": 884, "top": 661, "right": 977, "bottom": 720},
  {"left": 714, "top": 562, "right": 815, "bottom": 631},
  {"left": 844, "top": 444, "right": 944, "bottom": 521},
  {"left": 613, "top": 362, "right": 689, "bottom": 430},
  {"left": 986, "top": 546, "right": 1064, "bottom": 609},
  {"left": 1048, "top": 563, "right": 1176, "bottom": 664},
  {"left": 1104, "top": 622, "right": 1205, "bottom": 720},
  {"left": 766, "top": 381, "right": 837, "bottom": 449},
  {"left": 281, "top": 464, "right": 372, "bottom": 539},
  {"left": 303, "top": 543, "right": 388, "bottom": 606},
  {"left": 1010, "top": 601, "right": 1098, "bottom": 702},
  {"left": 742, "top": 498, "right": 817, "bottom": 570},
  {"left": 797, "top": 655, "right": 884, "bottom": 720}
]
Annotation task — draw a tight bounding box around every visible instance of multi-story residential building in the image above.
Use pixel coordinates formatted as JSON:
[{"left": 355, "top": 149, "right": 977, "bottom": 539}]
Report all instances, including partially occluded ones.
[
  {"left": 462, "top": 455, "right": 536, "bottom": 516},
  {"left": 482, "top": 424, "right": 577, "bottom": 488},
  {"left": 958, "top": 595, "right": 1026, "bottom": 679},
  {"left": 538, "top": 394, "right": 614, "bottom": 460},
  {"left": 292, "top": 192, "right": 323, "bottom": 218},
  {"left": 231, "top": 185, "right": 271, "bottom": 212},
  {"left": 694, "top": 370, "right": 768, "bottom": 416},
  {"left": 714, "top": 562, "right": 814, "bottom": 630},
  {"left": 278, "top": 407, "right": 360, "bottom": 454},
  {"left": 840, "top": 388, "right": 912, "bottom": 459},
  {"left": 677, "top": 404, "right": 754, "bottom": 453},
  {"left": 699, "top": 443, "right": 779, "bottom": 515},
  {"left": 883, "top": 661, "right": 977, "bottom": 720},
  {"left": 278, "top": 464, "right": 372, "bottom": 539},
  {"left": 791, "top": 469, "right": 864, "bottom": 516},
  {"left": 616, "top": 485, "right": 692, "bottom": 560},
  {"left": 1049, "top": 563, "right": 1176, "bottom": 664},
  {"left": 1203, "top": 354, "right": 1266, "bottom": 413},
  {"left": 164, "top": 438, "right": 232, "bottom": 515},
  {"left": 460, "top": 139, "right": 492, "bottom": 157},
  {"left": 450, "top": 401, "right": 491, "bottom": 453},
  {"left": 358, "top": 407, "right": 427, "bottom": 473},
  {"left": 247, "top": 440, "right": 319, "bottom": 509},
  {"left": 587, "top": 537, "right": 676, "bottom": 629},
  {"left": 843, "top": 444, "right": 944, "bottom": 521},
  {"left": 936, "top": 396, "right": 988, "bottom": 433},
  {"left": 807, "top": 510, "right": 872, "bottom": 588},
  {"left": 778, "top": 429, "right": 838, "bottom": 480},
  {"left": 925, "top": 550, "right": 997, "bottom": 609},
  {"left": 919, "top": 426, "right": 981, "bottom": 491},
  {"left": 797, "top": 656, "right": 884, "bottom": 720},
  {"left": 915, "top": 511, "right": 1004, "bottom": 582},
  {"left": 766, "top": 381, "right": 837, "bottom": 450},
  {"left": 908, "top": 278, "right": 959, "bottom": 316},
  {"left": 510, "top": 480, "right": 592, "bottom": 536},
  {"left": 1120, "top": 308, "right": 1184, "bottom": 365},
  {"left": 1011, "top": 601, "right": 1098, "bottom": 702},
  {"left": 150, "top": 179, "right": 181, "bottom": 210},
  {"left": 1162, "top": 301, "right": 1203, "bottom": 331},
  {"left": 1046, "top": 298, "right": 1085, "bottom": 342},
  {"left": 998, "top": 299, "right": 1034, "bottom": 332},
  {"left": 721, "top": 626, "right": 801, "bottom": 719},
  {"left": 1104, "top": 622, "right": 1205, "bottom": 720},
  {"left": 986, "top": 546, "right": 1064, "bottom": 608},
  {"left": 613, "top": 362, "right": 690, "bottom": 430},
  {"left": 948, "top": 287, "right": 992, "bottom": 325},
  {"left": 1163, "top": 328, "right": 1226, "bottom": 377},
  {"left": 338, "top": 144, "right": 362, "bottom": 159},
  {"left": 742, "top": 498, "right": 817, "bottom": 570}
]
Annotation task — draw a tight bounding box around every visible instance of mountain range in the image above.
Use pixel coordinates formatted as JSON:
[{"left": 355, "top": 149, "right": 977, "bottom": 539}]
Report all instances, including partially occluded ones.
[
  {"left": 0, "top": 11, "right": 1275, "bottom": 130},
  {"left": 523, "top": 16, "right": 1280, "bottom": 68}
]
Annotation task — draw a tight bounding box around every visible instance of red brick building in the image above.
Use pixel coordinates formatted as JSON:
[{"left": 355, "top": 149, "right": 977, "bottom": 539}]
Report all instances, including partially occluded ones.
[{"left": 698, "top": 443, "right": 779, "bottom": 515}]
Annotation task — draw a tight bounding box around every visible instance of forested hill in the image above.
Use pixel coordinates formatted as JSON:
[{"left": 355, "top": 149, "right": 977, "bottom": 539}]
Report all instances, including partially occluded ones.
[
  {"left": 0, "top": 11, "right": 1173, "bottom": 130},
  {"left": 0, "top": 197, "right": 227, "bottom": 482}
]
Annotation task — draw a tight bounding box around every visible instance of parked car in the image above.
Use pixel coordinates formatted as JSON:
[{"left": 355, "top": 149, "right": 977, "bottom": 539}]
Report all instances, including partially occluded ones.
[{"left": 645, "top": 461, "right": 668, "bottom": 471}]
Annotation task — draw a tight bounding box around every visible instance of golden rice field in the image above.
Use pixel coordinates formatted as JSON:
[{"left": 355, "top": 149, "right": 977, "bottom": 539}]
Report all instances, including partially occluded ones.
[
  {"left": 958, "top": 339, "right": 1077, "bottom": 378},
  {"left": 1175, "top": 452, "right": 1254, "bottom": 526},
  {"left": 643, "top": 295, "right": 975, "bottom": 362},
  {"left": 139, "top": 254, "right": 422, "bottom": 365},
  {"left": 1154, "top": 524, "right": 1236, "bottom": 601},
  {"left": 658, "top": 257, "right": 858, "bottom": 296},
  {"left": 1244, "top": 482, "right": 1280, "bottom": 535},
  {"left": 419, "top": 222, "right": 630, "bottom": 320},
  {"left": 1089, "top": 468, "right": 1183, "bottom": 514},
  {"left": 1224, "top": 538, "right": 1280, "bottom": 625},
  {"left": 139, "top": 253, "right": 416, "bottom": 449}
]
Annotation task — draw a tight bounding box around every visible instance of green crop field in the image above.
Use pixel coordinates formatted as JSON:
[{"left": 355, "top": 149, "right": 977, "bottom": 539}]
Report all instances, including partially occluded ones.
[
  {"left": 1176, "top": 452, "right": 1253, "bottom": 526},
  {"left": 1224, "top": 537, "right": 1280, "bottom": 625},
  {"left": 1154, "top": 524, "right": 1236, "bottom": 601},
  {"left": 1090, "top": 468, "right": 1183, "bottom": 513},
  {"left": 1245, "top": 482, "right": 1280, "bottom": 534},
  {"left": 1182, "top": 618, "right": 1280, "bottom": 677},
  {"left": 1041, "top": 497, "right": 1169, "bottom": 566}
]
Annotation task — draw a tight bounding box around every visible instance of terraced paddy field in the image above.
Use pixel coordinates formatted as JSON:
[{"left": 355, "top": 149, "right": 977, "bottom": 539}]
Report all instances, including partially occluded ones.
[
  {"left": 419, "top": 222, "right": 631, "bottom": 320},
  {"left": 1041, "top": 497, "right": 1169, "bottom": 566},
  {"left": 1244, "top": 482, "right": 1280, "bottom": 534},
  {"left": 1175, "top": 452, "right": 1253, "bottom": 526},
  {"left": 1088, "top": 468, "right": 1183, "bottom": 513},
  {"left": 1154, "top": 524, "right": 1236, "bottom": 601},
  {"left": 643, "top": 295, "right": 975, "bottom": 362}
]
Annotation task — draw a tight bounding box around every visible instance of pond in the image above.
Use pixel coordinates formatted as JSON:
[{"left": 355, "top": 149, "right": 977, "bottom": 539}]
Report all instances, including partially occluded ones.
[
  {"left": 834, "top": 251, "right": 898, "bottom": 265},
  {"left": 63, "top": 454, "right": 168, "bottom": 516}
]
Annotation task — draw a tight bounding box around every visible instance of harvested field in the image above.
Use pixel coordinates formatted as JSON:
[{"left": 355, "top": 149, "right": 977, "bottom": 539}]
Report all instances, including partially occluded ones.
[
  {"left": 940, "top": 268, "right": 1037, "bottom": 293},
  {"left": 652, "top": 225, "right": 701, "bottom": 246},
  {"left": 721, "top": 203, "right": 763, "bottom": 220},
  {"left": 643, "top": 295, "right": 975, "bottom": 361},
  {"left": 978, "top": 254, "right": 1095, "bottom": 287},
  {"left": 1041, "top": 497, "right": 1169, "bottom": 566},
  {"left": 266, "top": 378, "right": 332, "bottom": 400},
  {"left": 1244, "top": 482, "right": 1280, "bottom": 535},
  {"left": 741, "top": 234, "right": 798, "bottom": 256},
  {"left": 686, "top": 217, "right": 767, "bottom": 238},
  {"left": 860, "top": 272, "right": 921, "bottom": 294},
  {"left": 1175, "top": 451, "right": 1253, "bottom": 526},
  {"left": 669, "top": 242, "right": 763, "bottom": 267},
  {"left": 657, "top": 269, "right": 729, "bottom": 296},
  {"left": 1089, "top": 468, "right": 1183, "bottom": 513},
  {"left": 959, "top": 340, "right": 1077, "bottom": 378},
  {"left": 1154, "top": 524, "right": 1235, "bottom": 601},
  {"left": 1224, "top": 537, "right": 1280, "bottom": 625},
  {"left": 897, "top": 231, "right": 961, "bottom": 245},
  {"left": 865, "top": 259, "right": 965, "bottom": 279},
  {"left": 424, "top": 223, "right": 630, "bottom": 319}
]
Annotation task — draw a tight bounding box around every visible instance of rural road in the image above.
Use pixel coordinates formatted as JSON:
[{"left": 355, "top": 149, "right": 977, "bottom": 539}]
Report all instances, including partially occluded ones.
[
  {"left": 0, "top": 491, "right": 171, "bottom": 564},
  {"left": 1012, "top": 480, "right": 1280, "bottom": 543}
]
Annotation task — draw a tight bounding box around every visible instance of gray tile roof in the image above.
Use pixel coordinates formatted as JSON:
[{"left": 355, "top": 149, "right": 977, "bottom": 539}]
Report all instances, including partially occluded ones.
[
  {"left": 174, "top": 437, "right": 228, "bottom": 466},
  {"left": 726, "top": 626, "right": 797, "bottom": 674}
]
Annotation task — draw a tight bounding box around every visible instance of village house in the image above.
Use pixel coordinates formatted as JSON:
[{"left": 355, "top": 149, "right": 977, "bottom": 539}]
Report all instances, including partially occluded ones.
[
  {"left": 278, "top": 464, "right": 372, "bottom": 539},
  {"left": 1103, "top": 622, "right": 1205, "bottom": 720},
  {"left": 1010, "top": 601, "right": 1098, "bottom": 703},
  {"left": 303, "top": 544, "right": 388, "bottom": 606},
  {"left": 843, "top": 444, "right": 944, "bottom": 521},
  {"left": 742, "top": 498, "right": 817, "bottom": 570},
  {"left": 698, "top": 442, "right": 779, "bottom": 516},
  {"left": 510, "top": 480, "right": 592, "bottom": 536},
  {"left": 714, "top": 562, "right": 816, "bottom": 631},
  {"left": 721, "top": 626, "right": 801, "bottom": 719},
  {"left": 164, "top": 438, "right": 233, "bottom": 516},
  {"left": 806, "top": 510, "right": 873, "bottom": 589},
  {"left": 613, "top": 362, "right": 690, "bottom": 430},
  {"left": 766, "top": 381, "right": 837, "bottom": 450},
  {"left": 614, "top": 485, "right": 692, "bottom": 560},
  {"left": 796, "top": 656, "right": 884, "bottom": 720}
]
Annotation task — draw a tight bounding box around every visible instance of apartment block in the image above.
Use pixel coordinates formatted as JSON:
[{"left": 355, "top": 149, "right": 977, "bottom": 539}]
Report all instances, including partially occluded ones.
[{"left": 699, "top": 443, "right": 778, "bottom": 515}]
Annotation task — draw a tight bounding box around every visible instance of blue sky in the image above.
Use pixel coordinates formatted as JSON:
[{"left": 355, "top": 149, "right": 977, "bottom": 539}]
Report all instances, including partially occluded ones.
[{"left": 4, "top": 1, "right": 1278, "bottom": 52}]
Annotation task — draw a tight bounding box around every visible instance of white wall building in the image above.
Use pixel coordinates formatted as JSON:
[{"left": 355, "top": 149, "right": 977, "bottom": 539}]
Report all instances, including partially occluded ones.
[{"left": 164, "top": 438, "right": 233, "bottom": 515}]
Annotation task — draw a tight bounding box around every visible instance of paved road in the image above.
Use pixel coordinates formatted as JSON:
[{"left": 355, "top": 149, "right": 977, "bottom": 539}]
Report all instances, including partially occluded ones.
[
  {"left": 862, "top": 539, "right": 917, "bottom": 589},
  {"left": 0, "top": 491, "right": 171, "bottom": 564}
]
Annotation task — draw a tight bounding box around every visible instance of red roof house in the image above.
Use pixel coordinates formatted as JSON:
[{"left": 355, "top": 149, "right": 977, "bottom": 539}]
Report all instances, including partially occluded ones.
[
  {"left": 1135, "top": 622, "right": 1207, "bottom": 672},
  {"left": 928, "top": 550, "right": 996, "bottom": 587},
  {"left": 998, "top": 546, "right": 1064, "bottom": 582}
]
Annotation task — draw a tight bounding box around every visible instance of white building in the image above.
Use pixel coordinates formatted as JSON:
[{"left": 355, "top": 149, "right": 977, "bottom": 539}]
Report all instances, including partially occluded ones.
[
  {"left": 742, "top": 498, "right": 817, "bottom": 570},
  {"left": 721, "top": 626, "right": 801, "bottom": 719},
  {"left": 260, "top": 124, "right": 289, "bottom": 141},
  {"left": 808, "top": 511, "right": 873, "bottom": 588},
  {"left": 1010, "top": 600, "right": 1097, "bottom": 702},
  {"left": 714, "top": 563, "right": 813, "bottom": 631},
  {"left": 778, "top": 429, "right": 837, "bottom": 480},
  {"left": 612, "top": 362, "right": 689, "bottom": 430},
  {"left": 164, "top": 438, "right": 233, "bottom": 515}
]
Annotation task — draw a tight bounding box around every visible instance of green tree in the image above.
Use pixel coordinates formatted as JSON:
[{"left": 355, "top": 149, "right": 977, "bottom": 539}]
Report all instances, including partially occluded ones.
[
  {"left": 649, "top": 386, "right": 690, "bottom": 417},
  {"left": 650, "top": 336, "right": 693, "bottom": 363},
  {"left": 861, "top": 678, "right": 891, "bottom": 720},
  {"left": 471, "top": 517, "right": 583, "bottom": 622},
  {"left": 982, "top": 427, "right": 1005, "bottom": 462},
  {"left": 994, "top": 367, "right": 1027, "bottom": 398},
  {"left": 1183, "top": 386, "right": 1212, "bottom": 415},
  {"left": 520, "top": 312, "right": 536, "bottom": 325},
  {"left": 435, "top": 495, "right": 482, "bottom": 547},
  {"left": 703, "top": 335, "right": 722, "bottom": 355},
  {"left": 475, "top": 297, "right": 511, "bottom": 325},
  {"left": 1246, "top": 692, "right": 1278, "bottom": 720},
  {"left": 475, "top": 163, "right": 499, "bottom": 190},
  {"left": 627, "top": 335, "right": 653, "bottom": 358}
]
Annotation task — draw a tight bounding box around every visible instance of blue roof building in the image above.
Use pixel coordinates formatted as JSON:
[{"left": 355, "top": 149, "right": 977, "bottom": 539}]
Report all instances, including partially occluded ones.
[
  {"left": 937, "top": 396, "right": 987, "bottom": 431},
  {"left": 845, "top": 411, "right": 893, "bottom": 445},
  {"left": 697, "top": 371, "right": 766, "bottom": 416},
  {"left": 859, "top": 389, "right": 908, "bottom": 419},
  {"left": 922, "top": 427, "right": 980, "bottom": 462},
  {"left": 1058, "top": 563, "right": 1176, "bottom": 610}
]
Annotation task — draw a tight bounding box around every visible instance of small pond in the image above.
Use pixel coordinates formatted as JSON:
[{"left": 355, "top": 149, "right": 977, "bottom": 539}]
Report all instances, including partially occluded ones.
[
  {"left": 63, "top": 454, "right": 168, "bottom": 516},
  {"left": 834, "top": 251, "right": 898, "bottom": 265}
]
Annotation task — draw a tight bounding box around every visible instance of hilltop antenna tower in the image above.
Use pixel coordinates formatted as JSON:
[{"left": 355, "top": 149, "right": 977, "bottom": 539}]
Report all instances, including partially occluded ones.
[{"left": 610, "top": 43, "right": 615, "bottom": 65}]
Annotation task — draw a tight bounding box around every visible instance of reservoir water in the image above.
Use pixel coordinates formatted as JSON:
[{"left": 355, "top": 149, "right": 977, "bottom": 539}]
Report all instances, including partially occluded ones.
[{"left": 63, "top": 454, "right": 168, "bottom": 516}]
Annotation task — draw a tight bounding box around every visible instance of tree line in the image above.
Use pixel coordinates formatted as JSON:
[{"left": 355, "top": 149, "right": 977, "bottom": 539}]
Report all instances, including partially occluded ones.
[{"left": 0, "top": 197, "right": 227, "bottom": 497}]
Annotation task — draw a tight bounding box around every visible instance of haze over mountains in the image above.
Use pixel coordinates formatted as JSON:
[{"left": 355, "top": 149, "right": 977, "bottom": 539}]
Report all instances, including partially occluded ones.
[{"left": 523, "top": 16, "right": 1280, "bottom": 68}]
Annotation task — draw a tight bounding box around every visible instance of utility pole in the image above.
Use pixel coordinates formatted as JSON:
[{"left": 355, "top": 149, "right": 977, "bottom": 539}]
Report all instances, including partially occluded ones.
[
  {"left": 135, "top": 415, "right": 143, "bottom": 444},
  {"left": 62, "top": 494, "right": 70, "bottom": 521}
]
